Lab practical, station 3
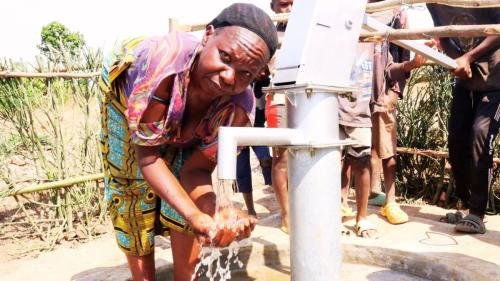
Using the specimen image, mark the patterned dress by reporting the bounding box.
[99,32,254,256]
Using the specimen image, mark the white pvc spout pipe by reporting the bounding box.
[217,127,305,180]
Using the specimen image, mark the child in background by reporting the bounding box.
[368,4,427,224]
[340,40,426,235]
[427,4,500,234]
[339,43,378,238]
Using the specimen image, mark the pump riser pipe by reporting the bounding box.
[287,89,342,281]
[289,147,342,280]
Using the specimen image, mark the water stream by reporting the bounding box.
[191,179,245,281]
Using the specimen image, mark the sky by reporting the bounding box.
[1,0,273,62]
[0,0,433,63]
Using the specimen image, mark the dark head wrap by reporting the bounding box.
[208,3,278,58]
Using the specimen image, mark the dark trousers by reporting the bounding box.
[448,84,500,215]
[236,108,272,193]
[236,146,272,193]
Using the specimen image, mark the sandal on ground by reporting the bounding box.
[368,192,386,207]
[341,205,356,218]
[439,210,465,224]
[455,214,486,234]
[380,202,409,224]
[355,219,378,239]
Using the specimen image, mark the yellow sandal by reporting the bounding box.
[341,205,356,218]
[380,202,409,224]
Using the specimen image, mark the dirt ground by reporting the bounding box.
[2,177,500,281]
[2,147,500,280]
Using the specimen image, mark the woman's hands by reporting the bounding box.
[188,207,257,247]
[212,207,257,247]
[186,211,218,245]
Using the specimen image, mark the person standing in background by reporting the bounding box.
[368,2,410,208]
[339,42,378,238]
[368,3,426,225]
[265,0,294,234]
[427,4,500,234]
[236,76,273,217]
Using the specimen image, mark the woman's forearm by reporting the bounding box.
[179,149,217,216]
[136,146,202,222]
[180,167,216,215]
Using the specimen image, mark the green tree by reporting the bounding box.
[38,21,85,61]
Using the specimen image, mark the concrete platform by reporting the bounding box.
[1,179,499,281]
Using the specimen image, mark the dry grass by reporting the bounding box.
[0,47,107,259]
[396,65,500,212]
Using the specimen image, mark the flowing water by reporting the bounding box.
[191,179,246,281]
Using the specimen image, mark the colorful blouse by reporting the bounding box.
[99,32,255,179]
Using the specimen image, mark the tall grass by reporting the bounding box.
[396,65,453,201]
[396,65,499,212]
[0,47,105,257]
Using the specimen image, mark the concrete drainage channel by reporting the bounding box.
[145,238,498,281]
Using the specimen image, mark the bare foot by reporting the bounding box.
[281,215,290,233]
[281,215,290,234]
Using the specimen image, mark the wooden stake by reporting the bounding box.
[361,24,500,41]
[366,0,500,13]
[6,173,104,196]
[0,71,100,79]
